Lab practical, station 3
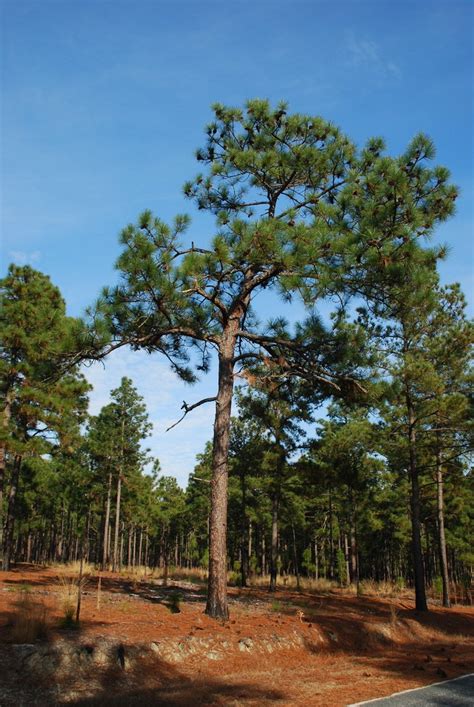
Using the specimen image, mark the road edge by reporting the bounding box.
[348,672,474,706]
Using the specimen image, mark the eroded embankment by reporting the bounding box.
[3,615,472,706]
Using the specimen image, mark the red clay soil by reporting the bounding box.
[0,564,473,706]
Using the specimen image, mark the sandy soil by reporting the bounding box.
[0,564,473,706]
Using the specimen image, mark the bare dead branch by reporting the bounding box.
[166,396,218,432]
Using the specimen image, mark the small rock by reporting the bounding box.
[205,651,221,660]
[238,637,254,652]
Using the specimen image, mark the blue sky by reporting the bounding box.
[1,0,473,485]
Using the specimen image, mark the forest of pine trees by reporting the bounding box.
[1,101,472,617]
[1,262,472,611]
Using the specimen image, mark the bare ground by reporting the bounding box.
[0,564,472,706]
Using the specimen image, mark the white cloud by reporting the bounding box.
[8,249,41,265]
[83,347,217,487]
[345,33,401,80]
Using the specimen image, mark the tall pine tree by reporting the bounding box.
[86,101,457,618]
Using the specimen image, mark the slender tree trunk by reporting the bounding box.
[344,534,350,587]
[76,538,84,624]
[240,473,248,588]
[205,328,237,619]
[3,454,21,571]
[132,525,137,567]
[163,533,169,586]
[112,473,122,572]
[145,529,149,571]
[26,531,32,563]
[102,471,112,571]
[0,391,12,569]
[269,444,285,593]
[291,522,301,591]
[57,505,66,562]
[119,521,124,570]
[350,492,360,593]
[328,488,335,580]
[127,525,132,568]
[85,508,91,563]
[406,396,428,611]
[248,519,252,575]
[436,442,451,608]
[138,528,143,568]
[113,417,125,573]
[269,493,279,592]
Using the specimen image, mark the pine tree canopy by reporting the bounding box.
[86,99,457,386]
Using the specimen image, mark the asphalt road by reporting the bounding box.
[349,674,474,706]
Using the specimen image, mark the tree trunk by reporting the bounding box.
[269,493,279,592]
[138,528,143,568]
[205,330,236,619]
[57,505,66,562]
[112,472,122,573]
[436,443,451,608]
[102,471,112,571]
[3,454,21,571]
[26,531,32,563]
[119,521,124,570]
[239,472,248,588]
[144,530,149,572]
[127,525,132,568]
[248,519,252,574]
[292,523,301,591]
[407,396,428,611]
[0,390,12,569]
[113,416,125,573]
[328,487,335,580]
[350,492,360,593]
[344,533,350,587]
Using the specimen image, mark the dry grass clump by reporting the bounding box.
[302,577,338,593]
[153,566,208,585]
[53,560,94,576]
[9,590,49,642]
[56,574,87,627]
[358,579,409,598]
[250,574,337,593]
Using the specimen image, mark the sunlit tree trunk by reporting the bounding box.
[206,321,239,619]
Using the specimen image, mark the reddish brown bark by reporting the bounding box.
[205,318,240,619]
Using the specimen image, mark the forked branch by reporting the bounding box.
[166,396,218,432]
